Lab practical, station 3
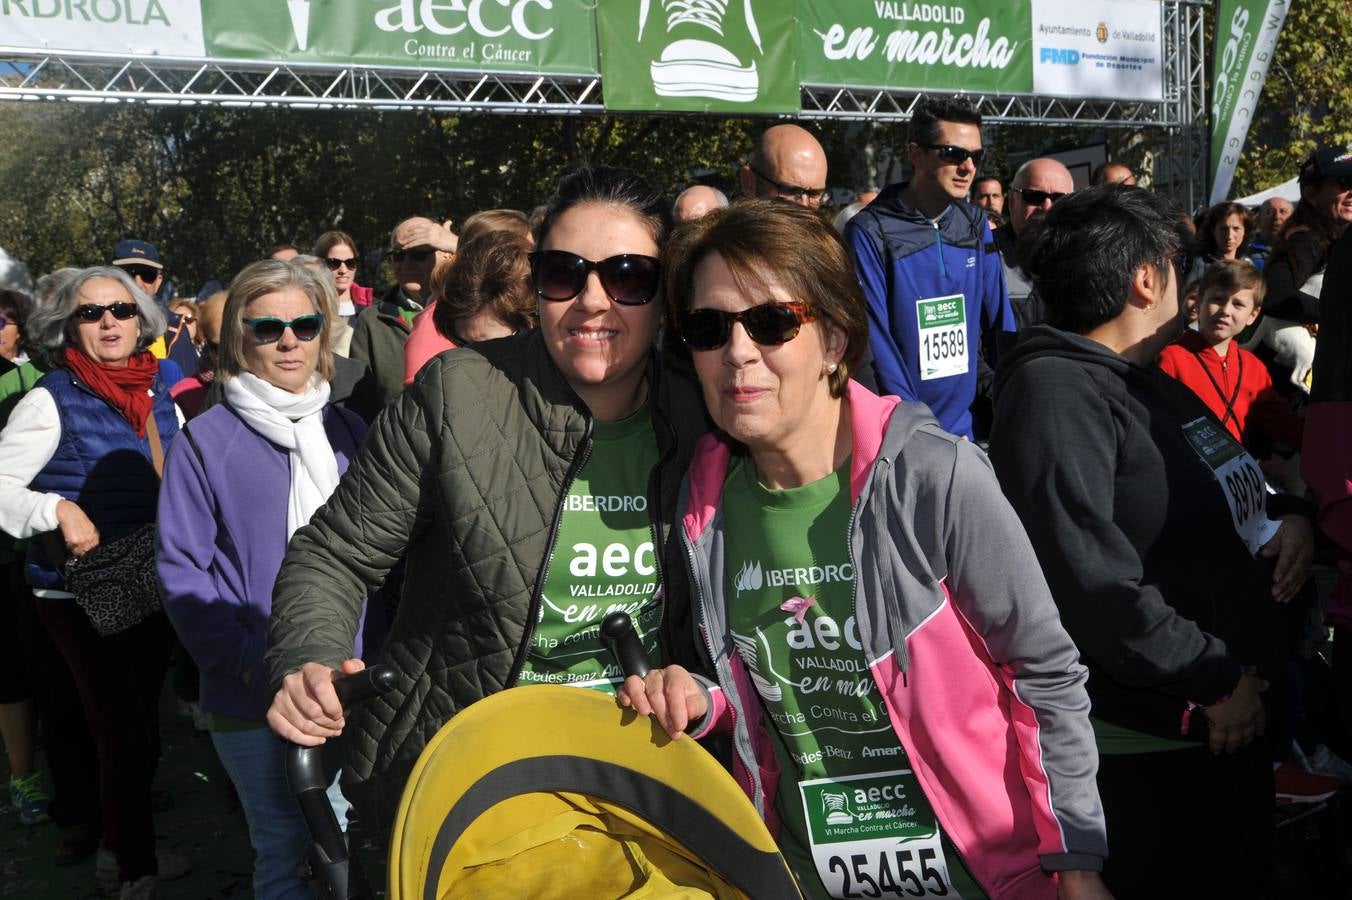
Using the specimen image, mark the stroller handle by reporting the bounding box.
[601,612,652,679]
[285,663,396,900]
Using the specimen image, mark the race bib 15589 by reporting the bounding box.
[916,295,968,381]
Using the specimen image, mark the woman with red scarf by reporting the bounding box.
[0,266,188,900]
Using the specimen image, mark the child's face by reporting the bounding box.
[1199,286,1259,344]
[1183,289,1201,323]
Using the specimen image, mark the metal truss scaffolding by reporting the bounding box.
[0,1,1211,204]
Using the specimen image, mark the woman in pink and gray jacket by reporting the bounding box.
[620,201,1109,900]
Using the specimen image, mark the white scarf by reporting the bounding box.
[223,372,339,539]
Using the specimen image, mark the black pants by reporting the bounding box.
[2,566,101,830]
[1097,740,1274,899]
[35,600,172,882]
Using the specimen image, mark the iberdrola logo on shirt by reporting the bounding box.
[734,558,854,599]
[735,560,764,597]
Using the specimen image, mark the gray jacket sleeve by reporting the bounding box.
[265,380,437,691]
[942,439,1107,871]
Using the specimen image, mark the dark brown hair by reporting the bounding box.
[663,200,868,397]
[312,230,358,261]
[1196,202,1253,258]
[0,289,35,357]
[432,231,535,341]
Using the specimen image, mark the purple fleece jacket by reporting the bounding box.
[156,401,367,722]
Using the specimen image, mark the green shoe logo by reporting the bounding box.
[638,0,764,102]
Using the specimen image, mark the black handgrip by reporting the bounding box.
[333,665,398,708]
[284,664,396,900]
[601,612,651,680]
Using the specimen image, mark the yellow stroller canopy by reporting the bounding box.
[388,684,801,899]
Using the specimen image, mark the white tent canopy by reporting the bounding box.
[1235,177,1301,208]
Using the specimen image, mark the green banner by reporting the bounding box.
[202,0,598,75]
[1208,0,1288,202]
[595,0,800,113]
[797,0,1032,93]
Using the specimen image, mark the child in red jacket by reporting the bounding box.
[1159,260,1303,449]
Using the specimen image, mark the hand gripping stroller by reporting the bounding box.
[285,665,397,900]
[290,615,802,898]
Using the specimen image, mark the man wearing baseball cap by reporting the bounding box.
[111,239,165,301]
[1263,148,1352,327]
[111,239,195,379]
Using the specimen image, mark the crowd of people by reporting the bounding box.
[1,97,1351,899]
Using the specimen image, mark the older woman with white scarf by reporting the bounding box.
[155,260,367,900]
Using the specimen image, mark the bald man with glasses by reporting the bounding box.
[738,125,831,209]
[995,157,1075,331]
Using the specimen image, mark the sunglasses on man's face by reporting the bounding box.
[243,314,325,344]
[118,265,161,283]
[75,302,139,323]
[1013,187,1069,206]
[325,257,358,271]
[678,302,818,351]
[387,248,433,263]
[922,144,985,167]
[531,250,661,306]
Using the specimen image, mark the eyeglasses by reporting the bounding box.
[678,302,818,351]
[118,264,161,283]
[921,144,985,167]
[531,250,661,306]
[75,302,139,323]
[747,163,830,207]
[242,314,325,344]
[0,315,7,329]
[1012,187,1069,206]
[325,257,358,271]
[387,248,433,263]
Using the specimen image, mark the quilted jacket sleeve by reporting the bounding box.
[266,379,437,691]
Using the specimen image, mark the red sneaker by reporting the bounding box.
[1274,761,1340,804]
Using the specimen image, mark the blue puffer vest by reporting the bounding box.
[25,366,179,590]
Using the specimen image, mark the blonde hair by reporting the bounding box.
[217,260,336,383]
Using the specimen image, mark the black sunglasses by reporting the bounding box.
[747,163,830,207]
[243,314,325,344]
[531,250,661,306]
[922,144,985,167]
[118,264,161,283]
[75,302,139,323]
[679,302,818,351]
[388,248,433,263]
[325,257,357,271]
[1012,187,1069,206]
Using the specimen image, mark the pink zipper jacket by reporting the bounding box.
[682,382,1107,898]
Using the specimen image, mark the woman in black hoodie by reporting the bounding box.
[987,185,1314,899]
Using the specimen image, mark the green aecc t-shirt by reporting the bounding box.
[723,455,985,899]
[517,403,662,693]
